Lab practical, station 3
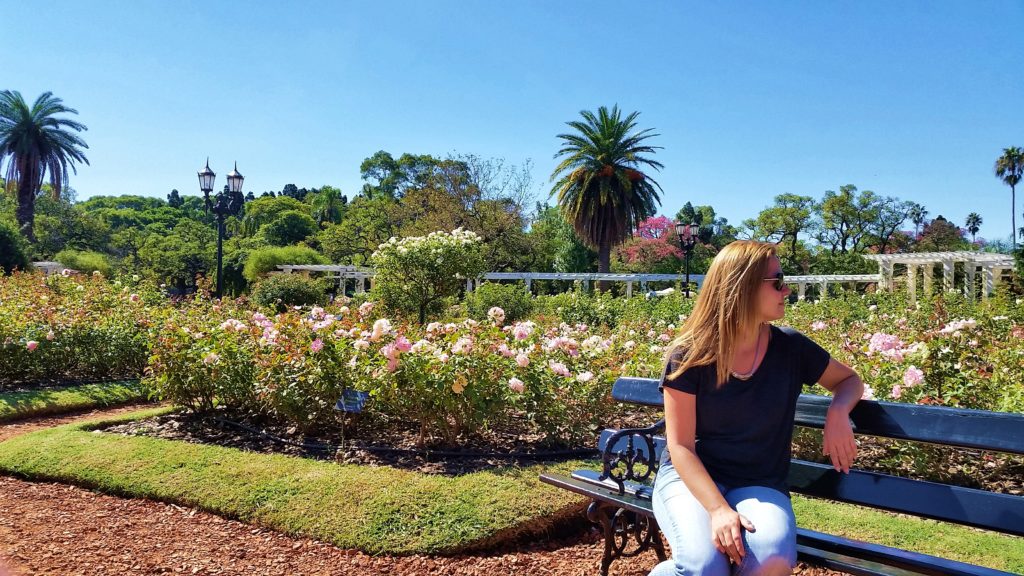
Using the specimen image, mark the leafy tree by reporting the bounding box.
[240,195,308,236]
[167,189,184,208]
[318,195,397,265]
[550,105,662,289]
[994,147,1023,249]
[965,212,983,244]
[0,219,30,273]
[915,215,969,252]
[742,193,815,268]
[359,151,441,199]
[0,91,89,241]
[242,245,328,282]
[814,185,879,254]
[613,215,682,274]
[865,196,911,254]
[137,219,215,292]
[261,210,317,246]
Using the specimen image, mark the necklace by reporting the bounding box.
[730,324,764,380]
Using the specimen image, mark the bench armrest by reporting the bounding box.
[600,419,665,495]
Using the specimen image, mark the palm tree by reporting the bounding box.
[0,91,89,242]
[965,212,982,245]
[995,147,1023,250]
[309,185,346,226]
[550,105,662,290]
[907,202,928,238]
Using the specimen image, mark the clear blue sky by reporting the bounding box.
[4,1,1022,243]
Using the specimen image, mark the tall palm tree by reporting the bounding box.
[995,147,1023,250]
[907,202,928,238]
[965,212,982,245]
[0,91,89,242]
[550,105,662,290]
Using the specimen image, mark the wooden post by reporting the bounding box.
[942,259,954,292]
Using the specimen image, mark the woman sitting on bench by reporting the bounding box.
[652,240,864,576]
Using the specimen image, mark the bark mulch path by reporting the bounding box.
[0,407,848,576]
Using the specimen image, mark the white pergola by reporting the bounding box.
[862,252,1016,302]
[277,264,375,293]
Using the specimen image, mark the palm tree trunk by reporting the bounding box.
[597,240,611,292]
[1013,185,1017,251]
[15,181,37,243]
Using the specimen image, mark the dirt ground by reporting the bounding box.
[0,407,848,576]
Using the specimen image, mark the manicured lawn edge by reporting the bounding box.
[0,409,586,555]
[0,380,149,422]
[1,408,1018,569]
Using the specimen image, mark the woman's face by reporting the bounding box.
[757,256,791,322]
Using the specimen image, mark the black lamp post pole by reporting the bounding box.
[198,160,245,298]
[675,221,699,298]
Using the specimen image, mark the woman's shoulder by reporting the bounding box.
[772,325,816,348]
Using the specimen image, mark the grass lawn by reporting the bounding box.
[0,407,1020,568]
[0,407,585,555]
[0,380,147,422]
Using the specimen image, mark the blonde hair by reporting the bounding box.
[667,240,778,386]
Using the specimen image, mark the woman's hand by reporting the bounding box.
[823,406,857,473]
[710,506,756,565]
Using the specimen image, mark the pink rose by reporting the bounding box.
[508,377,525,393]
[903,366,924,387]
[26,341,38,352]
[515,353,530,368]
[310,339,324,353]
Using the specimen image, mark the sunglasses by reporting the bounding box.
[763,272,787,292]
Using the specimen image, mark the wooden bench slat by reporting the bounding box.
[538,472,655,517]
[613,378,1024,455]
[597,429,1023,535]
[796,395,1024,455]
[796,529,1018,576]
[789,460,1024,536]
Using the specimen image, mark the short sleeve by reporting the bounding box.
[660,347,698,394]
[795,330,831,385]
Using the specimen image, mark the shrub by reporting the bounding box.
[242,245,327,283]
[0,221,30,274]
[251,274,327,312]
[465,282,533,324]
[55,249,114,277]
[370,228,486,324]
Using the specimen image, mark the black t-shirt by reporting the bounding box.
[660,325,831,494]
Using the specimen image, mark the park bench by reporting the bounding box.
[539,376,1024,576]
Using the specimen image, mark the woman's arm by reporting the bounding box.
[816,359,864,474]
[664,387,754,565]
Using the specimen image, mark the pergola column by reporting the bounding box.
[907,264,918,304]
[942,258,954,292]
[797,283,807,301]
[880,260,894,291]
[983,266,994,300]
[965,265,976,300]
[819,280,828,300]
[626,281,632,298]
[922,263,934,296]
[524,278,532,293]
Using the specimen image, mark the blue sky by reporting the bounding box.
[4,1,1022,243]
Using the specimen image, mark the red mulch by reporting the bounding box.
[0,408,849,576]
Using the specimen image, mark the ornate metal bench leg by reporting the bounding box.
[587,500,616,576]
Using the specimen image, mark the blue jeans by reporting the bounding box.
[650,463,797,576]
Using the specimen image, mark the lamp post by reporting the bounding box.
[198,159,245,298]
[675,220,699,298]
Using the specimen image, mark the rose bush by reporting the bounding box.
[0,271,162,386]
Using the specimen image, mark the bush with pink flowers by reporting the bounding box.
[0,271,163,386]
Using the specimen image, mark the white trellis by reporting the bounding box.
[477,272,705,297]
[861,252,1016,303]
[277,264,375,293]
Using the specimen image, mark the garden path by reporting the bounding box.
[0,407,847,576]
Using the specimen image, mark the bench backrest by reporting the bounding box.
[609,377,1024,537]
